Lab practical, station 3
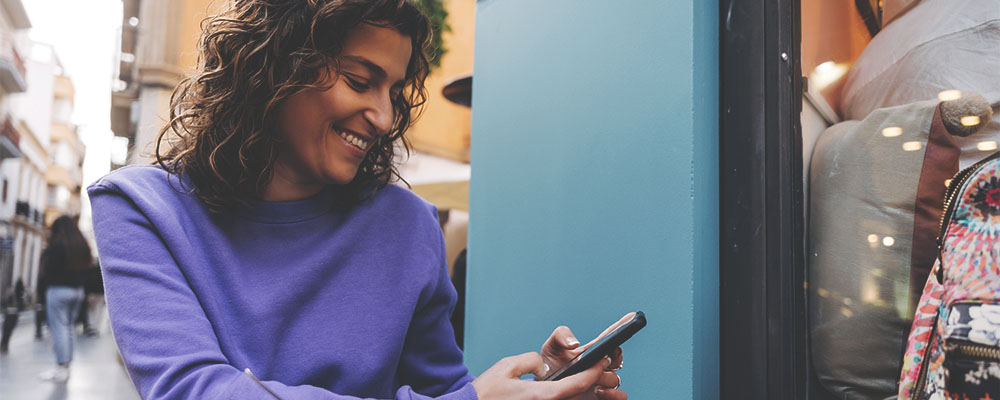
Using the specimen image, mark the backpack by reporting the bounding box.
[898,150,1000,399]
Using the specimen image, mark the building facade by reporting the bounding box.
[45,74,84,227]
[110,0,215,165]
[0,0,29,305]
[3,42,68,301]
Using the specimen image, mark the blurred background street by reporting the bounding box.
[0,311,138,399]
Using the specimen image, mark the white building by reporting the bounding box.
[0,0,30,303]
[45,74,83,227]
[3,42,62,300]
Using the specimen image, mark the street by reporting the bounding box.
[0,311,139,400]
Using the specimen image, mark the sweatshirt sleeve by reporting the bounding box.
[396,208,476,396]
[88,182,478,400]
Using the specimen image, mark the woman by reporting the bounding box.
[38,215,92,382]
[89,1,627,398]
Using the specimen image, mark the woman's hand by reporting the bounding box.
[471,352,611,400]
[538,313,634,400]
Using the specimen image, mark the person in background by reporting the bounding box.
[88,1,627,399]
[1,278,25,353]
[37,216,93,382]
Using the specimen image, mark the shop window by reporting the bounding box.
[802,1,1000,398]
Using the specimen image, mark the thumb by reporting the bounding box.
[502,352,550,379]
[542,325,581,357]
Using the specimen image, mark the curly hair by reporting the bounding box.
[155,0,431,212]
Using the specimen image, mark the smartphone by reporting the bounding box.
[542,311,646,381]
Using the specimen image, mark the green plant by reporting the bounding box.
[411,0,450,69]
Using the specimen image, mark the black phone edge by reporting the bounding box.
[544,311,647,381]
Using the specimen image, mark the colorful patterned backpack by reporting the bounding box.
[898,150,1000,399]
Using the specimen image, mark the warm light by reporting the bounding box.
[938,90,962,101]
[867,234,878,243]
[979,141,998,151]
[841,307,854,318]
[843,298,854,306]
[815,61,835,73]
[883,236,895,246]
[809,61,851,91]
[871,268,884,277]
[962,116,982,126]
[902,141,922,151]
[817,288,830,298]
[882,126,903,137]
[945,179,953,188]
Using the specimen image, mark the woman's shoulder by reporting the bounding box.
[87,165,201,213]
[366,184,438,220]
[88,164,174,192]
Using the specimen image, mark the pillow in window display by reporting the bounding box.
[808,97,996,399]
[840,0,1000,126]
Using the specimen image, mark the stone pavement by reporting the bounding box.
[0,309,140,400]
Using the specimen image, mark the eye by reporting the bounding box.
[342,73,371,91]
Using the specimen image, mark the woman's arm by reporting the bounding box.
[396,220,474,395]
[89,183,478,400]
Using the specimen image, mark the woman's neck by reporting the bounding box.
[261,162,325,202]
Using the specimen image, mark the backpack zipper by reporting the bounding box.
[945,341,1000,361]
[935,151,1000,250]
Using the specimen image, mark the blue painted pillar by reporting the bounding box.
[464,0,719,398]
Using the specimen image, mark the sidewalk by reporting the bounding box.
[0,310,139,399]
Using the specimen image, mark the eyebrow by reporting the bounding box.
[341,56,387,80]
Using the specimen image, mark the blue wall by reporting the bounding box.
[465,0,719,398]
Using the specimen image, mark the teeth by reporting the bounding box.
[337,129,367,150]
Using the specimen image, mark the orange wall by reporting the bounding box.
[406,0,475,162]
[801,0,871,114]
[178,0,220,74]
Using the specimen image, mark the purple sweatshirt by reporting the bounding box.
[88,166,477,400]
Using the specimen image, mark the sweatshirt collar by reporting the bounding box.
[237,185,340,223]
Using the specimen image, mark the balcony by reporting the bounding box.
[0,115,21,160]
[0,36,27,94]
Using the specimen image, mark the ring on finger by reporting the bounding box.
[613,374,621,390]
[609,359,623,372]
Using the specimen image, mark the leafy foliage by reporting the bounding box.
[411,0,451,70]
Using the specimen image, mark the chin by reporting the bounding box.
[324,168,361,185]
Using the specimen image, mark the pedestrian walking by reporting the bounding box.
[1,279,25,353]
[88,1,628,399]
[37,216,93,382]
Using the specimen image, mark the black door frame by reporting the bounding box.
[719,0,806,398]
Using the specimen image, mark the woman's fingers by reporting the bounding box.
[596,370,621,388]
[501,352,549,379]
[541,355,611,399]
[608,347,623,370]
[542,325,581,354]
[595,386,628,400]
[594,371,627,400]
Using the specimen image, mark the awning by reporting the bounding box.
[410,180,468,212]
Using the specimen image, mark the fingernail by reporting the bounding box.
[566,337,579,347]
[544,363,550,373]
[604,356,612,366]
[594,387,602,394]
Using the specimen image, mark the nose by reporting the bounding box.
[364,91,394,136]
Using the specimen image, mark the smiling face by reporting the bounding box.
[267,23,413,201]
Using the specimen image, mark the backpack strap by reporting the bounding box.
[909,104,960,307]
